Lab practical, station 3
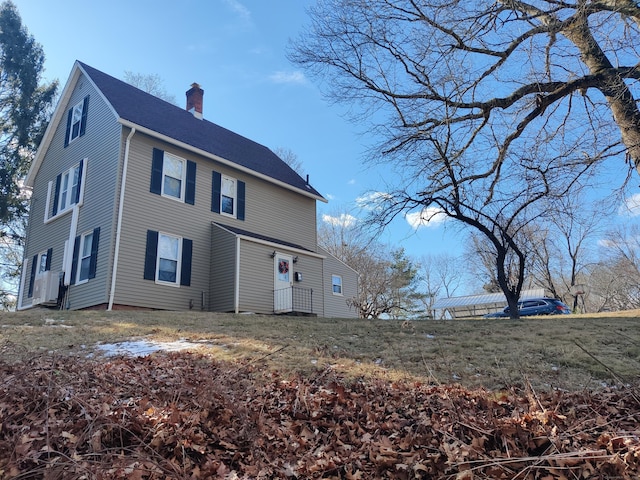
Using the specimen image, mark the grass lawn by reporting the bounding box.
[1,309,638,392]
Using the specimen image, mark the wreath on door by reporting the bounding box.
[278,260,289,274]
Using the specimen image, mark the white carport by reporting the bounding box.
[431,289,546,319]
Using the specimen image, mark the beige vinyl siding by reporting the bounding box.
[22,74,121,309]
[319,246,359,318]
[112,135,211,310]
[210,225,236,312]
[237,241,276,314]
[112,131,320,311]
[241,179,317,251]
[298,254,324,316]
[236,242,324,315]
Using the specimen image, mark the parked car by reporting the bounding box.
[484,298,571,318]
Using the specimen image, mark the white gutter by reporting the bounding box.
[108,128,136,310]
[234,236,241,314]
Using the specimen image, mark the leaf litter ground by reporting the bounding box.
[1,349,639,479]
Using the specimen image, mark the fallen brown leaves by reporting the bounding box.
[0,352,638,479]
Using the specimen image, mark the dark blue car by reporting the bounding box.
[484,297,571,318]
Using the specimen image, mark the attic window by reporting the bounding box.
[65,96,89,147]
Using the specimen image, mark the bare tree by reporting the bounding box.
[290,0,632,317]
[417,253,464,314]
[589,223,640,311]
[527,196,603,311]
[319,210,423,318]
[273,147,305,176]
[123,71,177,104]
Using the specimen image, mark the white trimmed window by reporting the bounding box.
[157,233,181,285]
[162,153,186,200]
[65,96,89,146]
[49,160,85,220]
[332,275,343,295]
[221,175,236,216]
[76,231,94,283]
[69,102,84,142]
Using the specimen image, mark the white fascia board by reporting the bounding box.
[119,119,327,203]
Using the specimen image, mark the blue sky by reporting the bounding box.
[14,0,458,262]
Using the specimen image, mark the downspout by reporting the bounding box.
[234,236,240,314]
[108,128,135,310]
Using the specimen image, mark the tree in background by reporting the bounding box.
[273,147,305,177]
[589,223,640,312]
[123,71,176,105]
[290,0,636,318]
[527,195,603,311]
[0,1,57,309]
[318,210,423,318]
[417,253,464,315]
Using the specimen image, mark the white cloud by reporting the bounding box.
[348,179,356,185]
[223,0,251,22]
[269,71,306,84]
[619,193,640,216]
[325,193,335,200]
[322,213,357,228]
[355,191,393,211]
[405,207,447,229]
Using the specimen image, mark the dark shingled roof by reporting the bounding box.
[78,61,323,199]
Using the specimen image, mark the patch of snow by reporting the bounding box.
[95,339,212,357]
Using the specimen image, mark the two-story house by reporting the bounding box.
[18,61,358,318]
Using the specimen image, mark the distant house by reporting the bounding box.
[18,61,358,317]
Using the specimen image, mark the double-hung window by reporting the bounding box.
[144,230,192,287]
[221,175,236,215]
[158,233,180,283]
[150,148,196,204]
[64,96,89,147]
[49,159,85,219]
[70,227,100,285]
[211,171,245,220]
[27,248,52,298]
[162,153,185,200]
[58,164,80,213]
[332,275,343,295]
[77,231,94,283]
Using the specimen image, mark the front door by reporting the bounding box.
[274,252,293,313]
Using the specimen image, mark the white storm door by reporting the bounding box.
[274,253,293,312]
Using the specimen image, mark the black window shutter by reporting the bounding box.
[88,227,100,279]
[211,171,221,213]
[180,238,192,286]
[52,174,61,216]
[79,96,89,137]
[70,236,80,284]
[28,254,37,297]
[64,108,72,147]
[150,149,164,195]
[237,180,246,221]
[75,159,84,204]
[45,248,52,271]
[144,230,159,280]
[185,160,196,205]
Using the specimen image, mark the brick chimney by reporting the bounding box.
[186,82,204,119]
